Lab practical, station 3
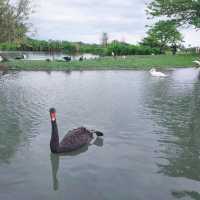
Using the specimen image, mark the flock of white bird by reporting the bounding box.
[150,58,200,77]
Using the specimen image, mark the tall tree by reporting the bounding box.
[0,0,32,43]
[148,0,200,28]
[140,35,160,49]
[144,20,183,54]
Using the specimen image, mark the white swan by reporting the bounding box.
[150,68,167,77]
[193,60,200,66]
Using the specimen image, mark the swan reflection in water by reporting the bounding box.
[172,190,200,200]
[50,137,104,190]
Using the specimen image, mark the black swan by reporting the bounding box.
[49,108,103,153]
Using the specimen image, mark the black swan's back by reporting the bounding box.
[59,127,93,152]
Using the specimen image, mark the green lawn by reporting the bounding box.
[3,54,199,71]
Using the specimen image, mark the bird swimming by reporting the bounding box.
[49,108,103,154]
[150,68,167,77]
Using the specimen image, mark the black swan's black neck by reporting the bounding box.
[50,121,60,153]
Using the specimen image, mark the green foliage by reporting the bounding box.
[148,0,200,28]
[79,43,106,55]
[0,42,20,50]
[0,0,32,43]
[62,41,76,54]
[0,38,160,56]
[107,41,129,55]
[143,20,183,54]
[140,35,160,48]
[107,41,160,56]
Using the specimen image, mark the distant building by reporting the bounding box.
[101,32,108,47]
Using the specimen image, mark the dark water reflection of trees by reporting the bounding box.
[172,190,200,200]
[0,73,22,163]
[143,72,200,199]
[0,72,40,164]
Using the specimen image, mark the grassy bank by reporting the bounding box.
[3,54,199,71]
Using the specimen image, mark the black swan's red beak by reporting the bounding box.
[49,108,56,122]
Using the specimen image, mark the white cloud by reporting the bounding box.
[182,29,200,47]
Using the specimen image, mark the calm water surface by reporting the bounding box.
[0,51,99,60]
[0,69,200,200]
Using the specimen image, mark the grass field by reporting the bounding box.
[2,54,199,71]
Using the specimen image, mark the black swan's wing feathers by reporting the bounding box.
[59,127,92,151]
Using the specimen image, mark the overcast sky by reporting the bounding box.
[30,0,200,46]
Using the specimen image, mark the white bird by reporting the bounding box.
[193,60,200,66]
[23,54,27,59]
[0,55,3,62]
[150,68,167,77]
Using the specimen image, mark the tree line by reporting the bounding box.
[0,37,162,55]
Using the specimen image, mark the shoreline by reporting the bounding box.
[1,66,192,72]
[0,54,198,71]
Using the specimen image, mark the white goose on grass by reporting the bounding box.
[150,68,167,77]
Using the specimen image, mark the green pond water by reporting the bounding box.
[0,69,200,200]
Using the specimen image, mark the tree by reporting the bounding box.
[0,0,33,43]
[148,0,200,28]
[140,35,160,49]
[144,20,183,54]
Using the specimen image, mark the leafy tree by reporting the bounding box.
[144,20,183,54]
[140,35,160,49]
[148,0,200,28]
[107,41,130,56]
[106,40,160,56]
[0,0,33,43]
